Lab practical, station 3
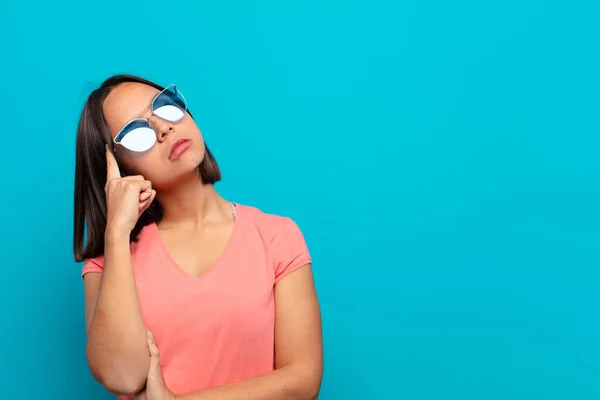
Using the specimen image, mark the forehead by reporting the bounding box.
[103,82,160,134]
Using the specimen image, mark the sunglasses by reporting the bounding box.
[113,84,187,152]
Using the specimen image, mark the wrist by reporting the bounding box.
[104,226,130,244]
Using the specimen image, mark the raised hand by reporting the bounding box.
[105,146,156,234]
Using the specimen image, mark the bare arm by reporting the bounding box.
[175,264,323,400]
[84,231,150,395]
[84,148,156,395]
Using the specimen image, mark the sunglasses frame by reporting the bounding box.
[113,84,188,152]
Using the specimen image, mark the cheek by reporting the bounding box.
[117,135,205,184]
[191,140,206,163]
[119,150,163,178]
[183,117,203,139]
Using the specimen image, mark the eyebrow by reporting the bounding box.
[134,102,153,119]
[115,94,155,134]
[133,91,157,119]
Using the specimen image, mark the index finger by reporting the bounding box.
[106,145,121,180]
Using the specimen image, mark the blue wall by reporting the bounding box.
[0,1,598,398]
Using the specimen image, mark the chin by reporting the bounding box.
[182,151,203,170]
[177,153,204,175]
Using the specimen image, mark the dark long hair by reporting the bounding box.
[73,74,221,262]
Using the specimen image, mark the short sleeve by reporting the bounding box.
[81,256,104,279]
[273,218,312,283]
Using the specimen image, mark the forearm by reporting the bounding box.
[87,230,149,394]
[174,364,320,400]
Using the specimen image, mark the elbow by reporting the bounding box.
[296,384,320,400]
[294,367,322,400]
[302,381,321,400]
[86,344,147,395]
[95,372,146,396]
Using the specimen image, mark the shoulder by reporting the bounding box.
[237,203,311,276]
[82,254,104,277]
[237,203,301,243]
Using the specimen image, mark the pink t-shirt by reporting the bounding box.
[81,203,312,399]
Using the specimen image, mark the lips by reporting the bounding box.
[169,139,192,161]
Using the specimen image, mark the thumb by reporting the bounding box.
[139,190,157,214]
[147,330,160,361]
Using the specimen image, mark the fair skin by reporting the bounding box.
[83,82,323,399]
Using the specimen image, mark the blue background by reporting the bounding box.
[0,0,598,398]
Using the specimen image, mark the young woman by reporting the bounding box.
[73,74,323,400]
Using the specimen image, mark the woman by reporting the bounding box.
[73,74,323,400]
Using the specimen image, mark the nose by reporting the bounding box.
[148,115,174,142]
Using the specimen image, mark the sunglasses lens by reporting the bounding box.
[115,120,156,152]
[153,85,187,122]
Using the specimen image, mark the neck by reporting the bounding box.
[156,172,229,228]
